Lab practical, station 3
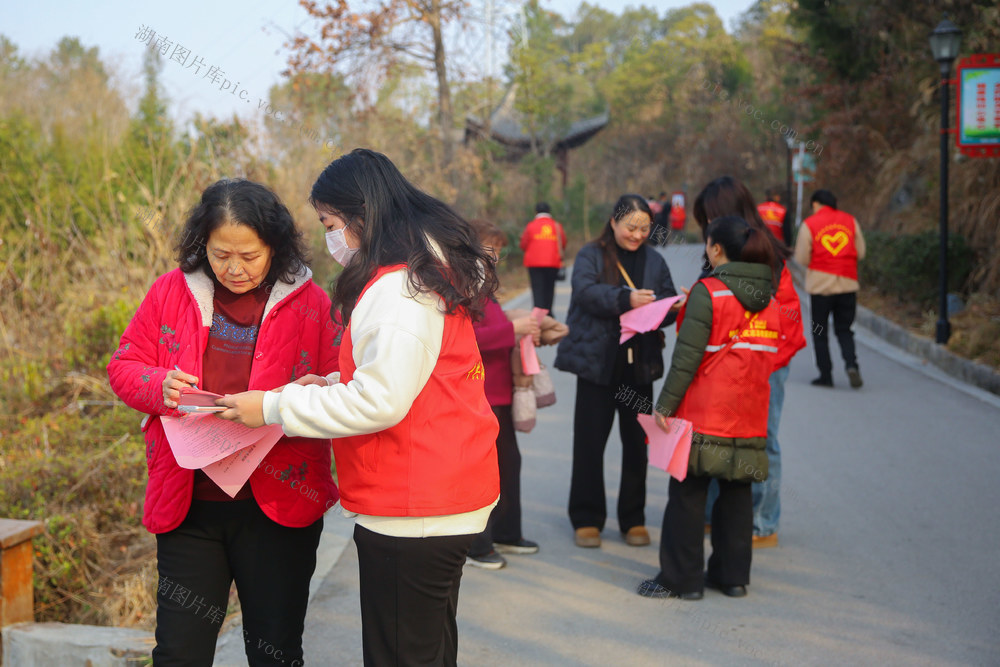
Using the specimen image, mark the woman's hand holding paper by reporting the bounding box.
[670,286,690,311]
[215,390,267,428]
[654,410,671,433]
[511,316,541,346]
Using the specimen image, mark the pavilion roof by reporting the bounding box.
[465,84,609,151]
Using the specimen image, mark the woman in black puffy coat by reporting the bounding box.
[554,194,680,549]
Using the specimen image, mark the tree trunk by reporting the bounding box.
[429,0,454,166]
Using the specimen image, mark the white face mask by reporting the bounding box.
[325,228,359,267]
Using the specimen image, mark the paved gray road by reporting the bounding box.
[297,244,1000,666]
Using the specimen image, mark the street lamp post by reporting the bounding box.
[929,16,962,345]
[784,136,794,221]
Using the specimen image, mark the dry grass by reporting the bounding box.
[860,287,1000,371]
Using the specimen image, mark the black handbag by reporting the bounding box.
[632,330,666,385]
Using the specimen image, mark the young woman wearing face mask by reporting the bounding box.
[216,149,501,666]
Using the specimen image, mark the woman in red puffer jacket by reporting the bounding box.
[107,179,341,666]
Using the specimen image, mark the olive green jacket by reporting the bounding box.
[654,261,774,482]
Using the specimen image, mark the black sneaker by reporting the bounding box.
[465,551,507,570]
[493,539,539,555]
[811,376,833,387]
[705,577,748,597]
[637,579,703,600]
[847,367,863,389]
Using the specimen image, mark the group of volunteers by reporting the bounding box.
[108,145,865,665]
[522,177,863,601]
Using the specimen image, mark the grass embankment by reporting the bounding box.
[859,289,1000,370]
[857,230,1000,372]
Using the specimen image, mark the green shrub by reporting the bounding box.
[859,230,973,306]
[64,297,140,372]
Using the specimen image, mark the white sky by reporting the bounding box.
[1,0,757,127]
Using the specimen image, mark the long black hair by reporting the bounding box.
[592,194,654,284]
[706,216,776,270]
[310,148,498,323]
[176,179,308,284]
[692,176,788,286]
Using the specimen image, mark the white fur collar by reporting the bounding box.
[182,266,314,327]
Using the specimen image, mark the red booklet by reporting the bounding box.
[178,387,226,413]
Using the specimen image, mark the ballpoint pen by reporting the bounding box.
[175,365,199,390]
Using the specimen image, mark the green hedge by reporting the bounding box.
[859,230,973,306]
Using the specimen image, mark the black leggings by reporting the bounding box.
[153,499,322,667]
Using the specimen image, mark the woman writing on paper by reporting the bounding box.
[107,180,341,665]
[637,215,780,601]
[554,194,679,549]
[216,149,500,666]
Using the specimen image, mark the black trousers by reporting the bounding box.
[470,405,523,556]
[569,377,651,533]
[656,475,752,595]
[153,499,322,667]
[810,292,859,377]
[354,524,475,667]
[528,267,559,312]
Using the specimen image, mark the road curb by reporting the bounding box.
[854,304,1000,396]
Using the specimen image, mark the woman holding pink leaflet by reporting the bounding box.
[108,179,340,666]
[554,194,679,550]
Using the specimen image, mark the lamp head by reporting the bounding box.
[930,15,962,70]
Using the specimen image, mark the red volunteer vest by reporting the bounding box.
[520,215,565,268]
[757,202,786,239]
[771,266,807,370]
[674,268,805,372]
[335,265,500,516]
[675,277,779,439]
[669,206,686,230]
[805,207,858,280]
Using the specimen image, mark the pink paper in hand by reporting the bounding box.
[520,335,540,375]
[201,426,283,497]
[161,414,282,469]
[637,414,692,481]
[177,387,224,408]
[518,307,548,375]
[518,306,549,375]
[620,295,683,344]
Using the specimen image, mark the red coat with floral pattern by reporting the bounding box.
[107,267,342,533]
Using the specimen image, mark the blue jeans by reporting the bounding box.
[752,365,788,536]
[705,365,789,537]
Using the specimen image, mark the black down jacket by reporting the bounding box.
[554,243,677,386]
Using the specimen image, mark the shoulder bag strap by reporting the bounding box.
[616,260,637,290]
